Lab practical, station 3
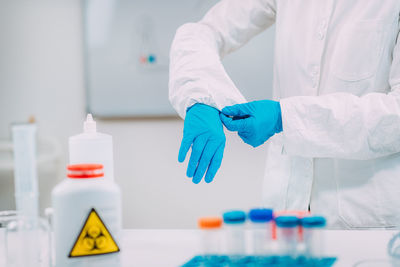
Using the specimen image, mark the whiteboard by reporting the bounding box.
[83,0,275,118]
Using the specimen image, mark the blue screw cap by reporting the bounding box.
[248,208,273,223]
[223,210,246,224]
[275,216,299,228]
[301,216,326,228]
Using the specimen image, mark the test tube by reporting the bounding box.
[223,210,246,255]
[301,216,326,258]
[248,208,273,255]
[198,217,223,255]
[275,216,300,257]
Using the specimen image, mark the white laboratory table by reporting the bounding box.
[119,229,398,267]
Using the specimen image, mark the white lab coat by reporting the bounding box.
[169,0,400,229]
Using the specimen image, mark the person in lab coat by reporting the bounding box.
[169,0,400,229]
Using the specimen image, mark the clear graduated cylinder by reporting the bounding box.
[301,216,326,258]
[248,208,273,255]
[223,211,246,255]
[275,216,300,257]
[12,123,39,220]
[198,217,223,255]
[10,123,51,267]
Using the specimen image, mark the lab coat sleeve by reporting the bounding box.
[281,29,400,160]
[169,0,276,118]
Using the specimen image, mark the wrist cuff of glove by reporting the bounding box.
[276,102,283,133]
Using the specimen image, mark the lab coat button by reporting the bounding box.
[311,66,319,76]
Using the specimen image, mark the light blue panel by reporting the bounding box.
[84,0,275,117]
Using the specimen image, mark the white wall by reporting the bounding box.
[0,0,269,228]
[0,0,86,216]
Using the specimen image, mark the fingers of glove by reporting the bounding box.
[205,144,224,183]
[192,140,220,184]
[186,135,208,178]
[178,132,196,162]
[220,113,247,132]
[221,104,250,117]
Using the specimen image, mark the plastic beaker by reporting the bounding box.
[0,211,18,267]
[5,215,51,267]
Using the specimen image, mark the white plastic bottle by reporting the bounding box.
[52,164,122,267]
[69,114,114,181]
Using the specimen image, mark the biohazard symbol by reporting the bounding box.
[68,208,120,257]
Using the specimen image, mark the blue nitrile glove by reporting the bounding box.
[220,100,282,147]
[178,103,226,184]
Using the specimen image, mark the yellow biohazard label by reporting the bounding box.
[69,208,120,258]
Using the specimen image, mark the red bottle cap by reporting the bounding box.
[67,164,104,179]
[198,217,223,229]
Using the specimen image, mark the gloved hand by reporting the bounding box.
[178,103,226,184]
[220,100,282,147]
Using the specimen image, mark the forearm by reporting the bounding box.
[168,0,276,118]
[168,22,246,118]
[281,90,400,159]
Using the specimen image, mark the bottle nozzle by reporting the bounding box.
[84,114,97,133]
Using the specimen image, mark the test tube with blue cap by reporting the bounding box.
[301,216,326,258]
[248,208,273,255]
[275,216,300,257]
[223,210,247,255]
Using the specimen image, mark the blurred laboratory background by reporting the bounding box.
[0,0,275,229]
